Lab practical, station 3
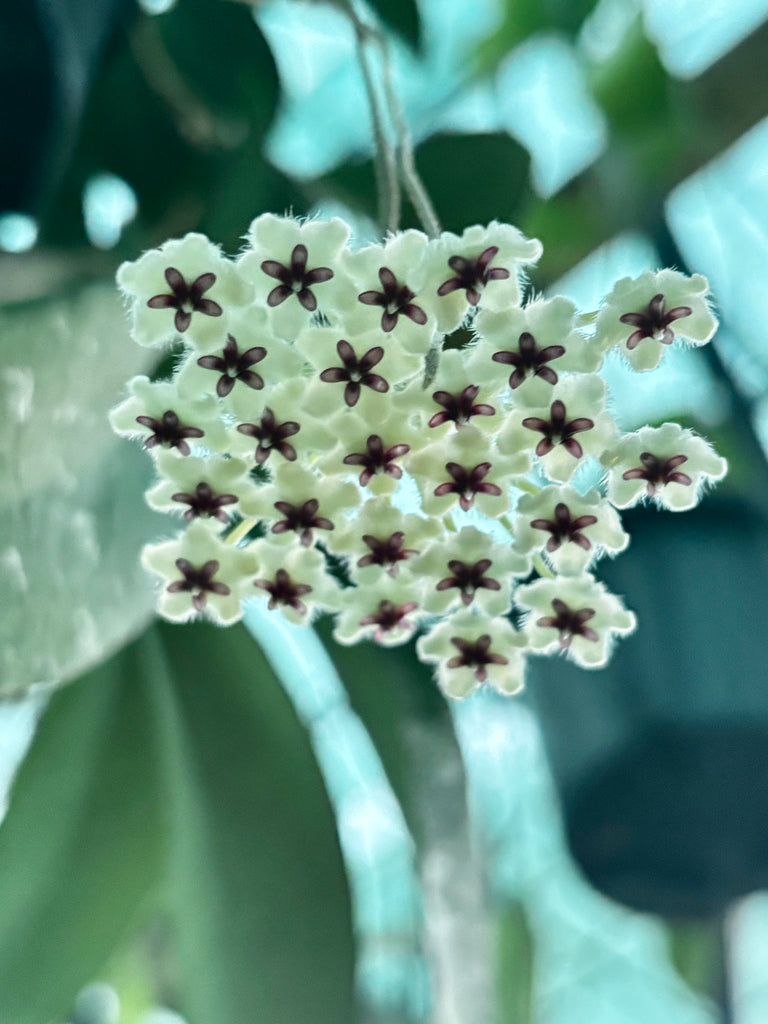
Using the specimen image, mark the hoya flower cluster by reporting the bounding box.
[111,214,726,699]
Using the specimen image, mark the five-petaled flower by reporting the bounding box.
[619,293,692,350]
[343,434,411,487]
[522,400,594,459]
[514,486,628,575]
[417,611,526,698]
[594,269,717,371]
[428,385,495,428]
[622,452,691,494]
[136,410,204,456]
[255,568,313,615]
[319,340,389,407]
[359,267,428,332]
[492,331,564,389]
[604,423,727,511]
[261,243,333,311]
[434,461,502,512]
[447,634,509,682]
[536,598,599,649]
[357,532,420,574]
[147,267,222,333]
[237,407,300,464]
[168,558,230,612]
[141,521,256,624]
[531,502,597,553]
[516,575,636,668]
[436,559,501,606]
[197,334,266,396]
[272,499,334,546]
[438,246,508,306]
[172,482,238,523]
[499,375,614,483]
[359,598,420,642]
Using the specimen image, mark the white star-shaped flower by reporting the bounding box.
[594,269,717,371]
[603,422,727,511]
[417,610,527,698]
[515,574,636,668]
[142,521,257,624]
[117,233,251,348]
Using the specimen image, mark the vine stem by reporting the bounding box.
[400,707,493,1024]
[349,11,401,234]
[376,29,442,239]
[334,0,441,239]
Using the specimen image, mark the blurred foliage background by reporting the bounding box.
[2,0,768,1021]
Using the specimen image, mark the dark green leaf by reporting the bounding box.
[49,0,286,252]
[0,0,133,217]
[368,0,420,50]
[318,132,530,237]
[153,620,356,1024]
[529,498,768,917]
[474,0,598,73]
[414,133,530,234]
[0,632,167,1024]
[0,619,356,1023]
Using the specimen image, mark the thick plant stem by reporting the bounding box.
[242,603,430,1022]
[400,697,493,1024]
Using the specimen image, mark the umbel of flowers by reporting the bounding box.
[110,215,726,699]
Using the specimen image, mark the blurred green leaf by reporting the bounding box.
[0,282,164,696]
[474,0,598,73]
[0,620,356,1023]
[530,497,768,917]
[668,919,723,1001]
[153,619,356,1024]
[318,132,530,237]
[368,0,420,49]
[0,634,167,1024]
[495,901,534,1024]
[415,133,530,234]
[51,0,288,252]
[0,0,133,218]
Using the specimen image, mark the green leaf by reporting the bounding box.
[0,282,163,696]
[474,0,599,73]
[153,620,356,1024]
[368,0,421,49]
[495,901,534,1024]
[0,620,356,1024]
[0,632,167,1024]
[529,497,768,918]
[318,132,530,237]
[414,133,530,234]
[50,0,287,252]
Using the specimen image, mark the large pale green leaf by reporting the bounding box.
[0,620,356,1023]
[0,282,163,696]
